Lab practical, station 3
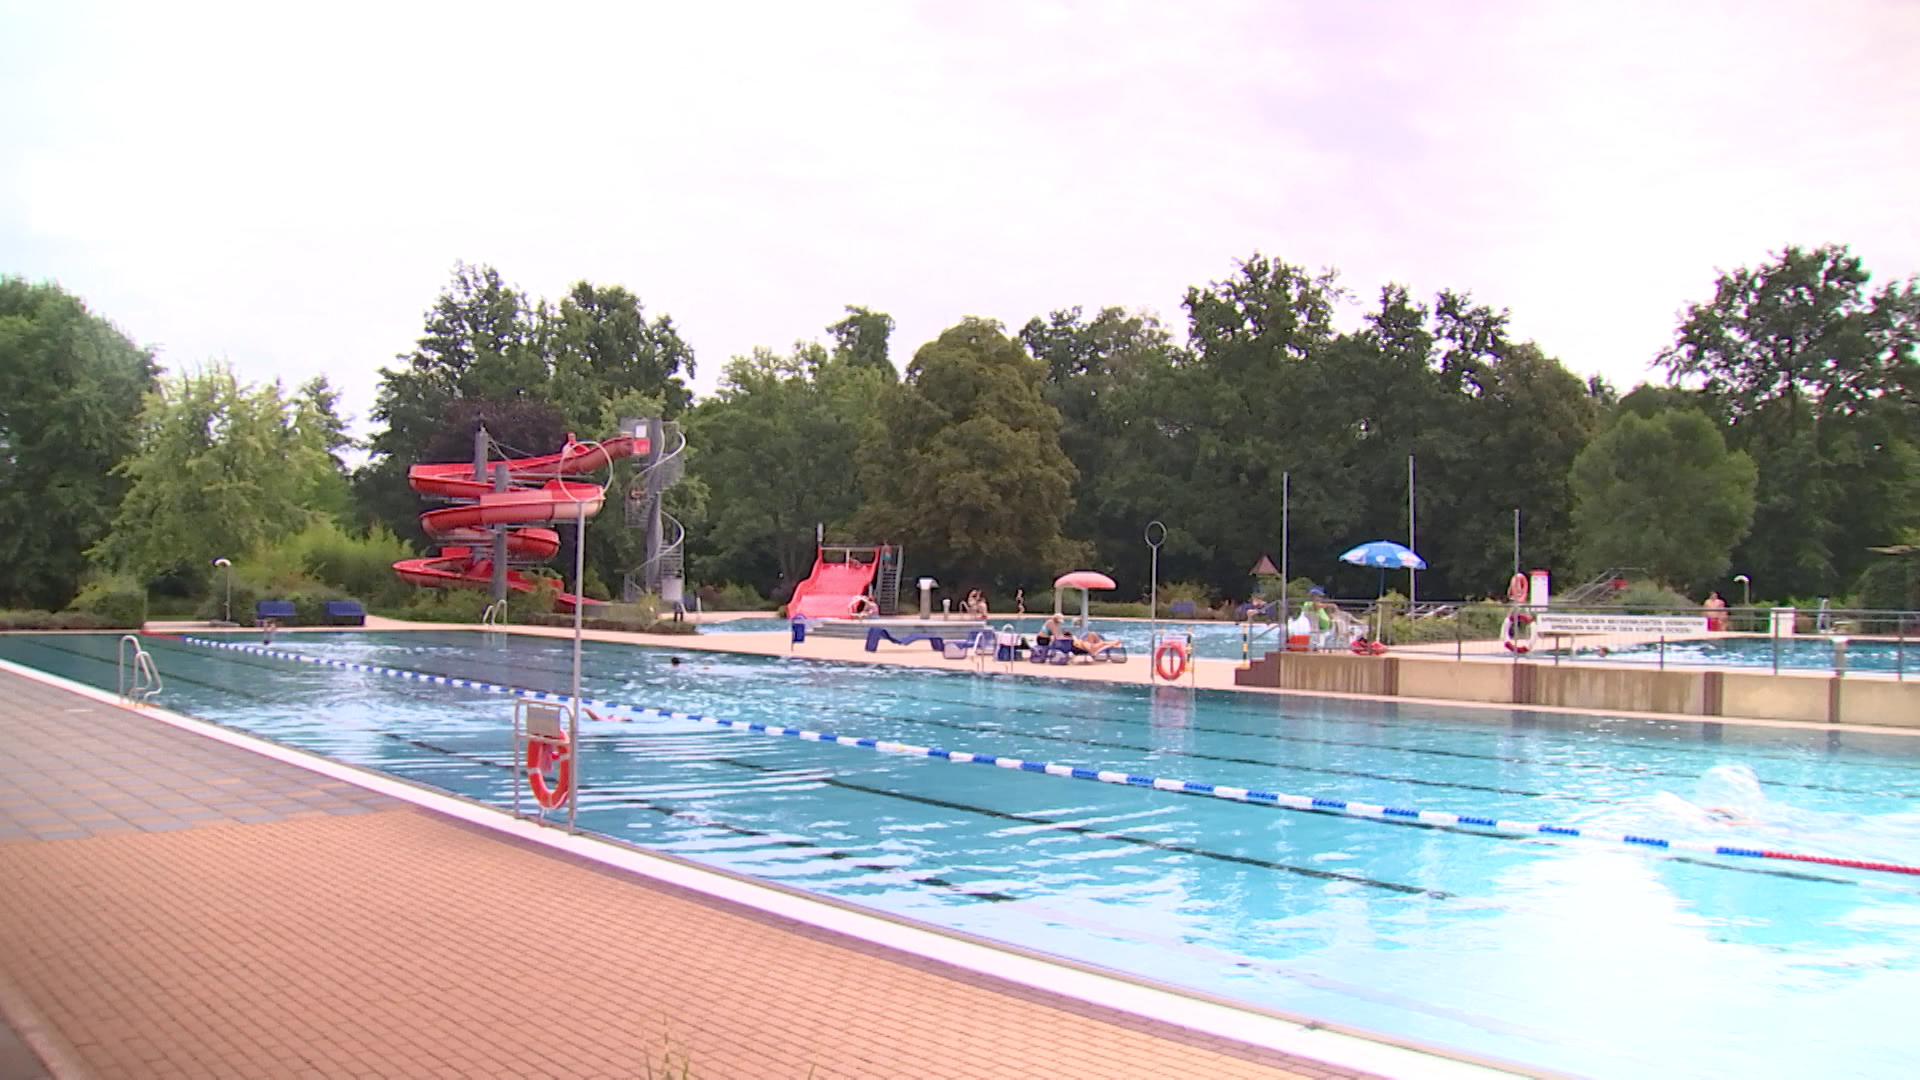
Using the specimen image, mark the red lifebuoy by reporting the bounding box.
[526,739,573,809]
[1507,573,1529,605]
[1154,641,1188,681]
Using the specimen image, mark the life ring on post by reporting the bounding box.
[526,738,573,809]
[1501,610,1534,655]
[1153,640,1189,681]
[1507,573,1530,605]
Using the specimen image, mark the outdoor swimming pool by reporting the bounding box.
[6,630,1919,1080]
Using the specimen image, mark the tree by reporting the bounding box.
[91,365,327,580]
[687,343,888,593]
[827,305,896,380]
[1568,409,1757,591]
[1658,244,1920,597]
[857,319,1083,584]
[1022,306,1177,581]
[547,282,696,428]
[0,278,156,608]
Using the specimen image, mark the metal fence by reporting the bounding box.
[1252,599,1917,679]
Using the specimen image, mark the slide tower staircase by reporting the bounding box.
[622,418,688,603]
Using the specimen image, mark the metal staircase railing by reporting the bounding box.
[875,545,904,616]
[1560,568,1646,606]
[623,421,687,601]
[118,634,162,705]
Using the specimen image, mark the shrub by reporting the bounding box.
[242,521,416,610]
[1606,580,1696,614]
[525,613,700,635]
[197,576,261,625]
[1152,581,1217,618]
[696,582,769,611]
[0,609,118,631]
[1088,601,1152,619]
[68,575,148,628]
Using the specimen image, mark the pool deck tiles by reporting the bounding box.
[0,663,1428,1080]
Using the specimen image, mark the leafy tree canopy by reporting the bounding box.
[0,278,157,608]
[1569,409,1757,591]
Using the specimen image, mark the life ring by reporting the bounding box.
[1507,573,1530,605]
[1153,641,1189,681]
[1500,610,1532,655]
[526,738,573,809]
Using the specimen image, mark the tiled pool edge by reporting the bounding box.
[0,654,1547,1080]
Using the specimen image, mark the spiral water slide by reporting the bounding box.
[392,434,645,611]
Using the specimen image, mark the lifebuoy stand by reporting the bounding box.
[1153,639,1190,683]
[514,700,575,817]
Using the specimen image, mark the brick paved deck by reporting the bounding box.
[0,665,1463,1080]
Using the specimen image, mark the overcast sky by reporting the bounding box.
[5,0,1917,440]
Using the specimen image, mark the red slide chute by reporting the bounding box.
[393,434,646,611]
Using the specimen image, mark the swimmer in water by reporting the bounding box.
[669,656,683,667]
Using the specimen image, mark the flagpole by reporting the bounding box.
[1408,454,1417,607]
[1280,472,1290,629]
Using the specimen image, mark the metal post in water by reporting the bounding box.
[491,462,509,604]
[1146,521,1166,682]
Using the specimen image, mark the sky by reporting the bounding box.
[4,0,1918,444]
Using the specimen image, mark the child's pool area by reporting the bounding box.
[6,629,1920,1080]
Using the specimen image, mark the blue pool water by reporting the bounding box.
[1599,635,1914,676]
[6,630,1920,1080]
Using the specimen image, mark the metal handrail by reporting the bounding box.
[480,599,507,631]
[117,634,162,705]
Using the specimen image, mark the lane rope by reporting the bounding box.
[177,636,1920,878]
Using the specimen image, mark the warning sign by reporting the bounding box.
[1534,614,1709,636]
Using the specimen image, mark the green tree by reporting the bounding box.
[858,319,1083,584]
[1022,306,1177,580]
[1568,409,1758,591]
[0,278,157,609]
[1658,244,1920,598]
[827,305,897,380]
[688,343,888,592]
[91,365,326,581]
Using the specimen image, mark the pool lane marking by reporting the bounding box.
[181,636,1920,879]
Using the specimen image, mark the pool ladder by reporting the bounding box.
[481,599,507,635]
[118,634,162,705]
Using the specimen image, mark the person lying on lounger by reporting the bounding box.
[1074,631,1122,659]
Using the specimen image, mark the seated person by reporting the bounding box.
[848,594,879,618]
[1243,597,1272,618]
[966,590,989,617]
[1036,613,1067,647]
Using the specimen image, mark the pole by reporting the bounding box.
[1279,472,1290,630]
[1513,508,1521,577]
[491,462,510,604]
[1408,454,1417,607]
[1146,521,1166,680]
[569,496,585,834]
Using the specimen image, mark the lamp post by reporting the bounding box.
[1734,574,1751,632]
[212,558,233,625]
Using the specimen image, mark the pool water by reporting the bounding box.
[7,631,1920,1080]
[1598,635,1914,676]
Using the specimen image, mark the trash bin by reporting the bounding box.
[790,617,807,644]
[1770,607,1796,638]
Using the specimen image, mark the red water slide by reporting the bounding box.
[392,434,646,611]
[787,550,881,618]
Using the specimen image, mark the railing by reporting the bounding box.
[117,634,162,704]
[625,421,687,599]
[1265,598,1916,679]
[480,600,507,633]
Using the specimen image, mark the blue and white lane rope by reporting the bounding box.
[176,636,1920,878]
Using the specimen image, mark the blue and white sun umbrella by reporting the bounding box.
[1339,541,1427,570]
[1340,540,1427,605]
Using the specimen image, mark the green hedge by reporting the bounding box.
[525,613,700,635]
[0,609,120,631]
[68,575,148,628]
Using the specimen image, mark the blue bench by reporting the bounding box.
[864,627,946,653]
[256,600,296,623]
[326,600,366,626]
[1170,601,1197,617]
